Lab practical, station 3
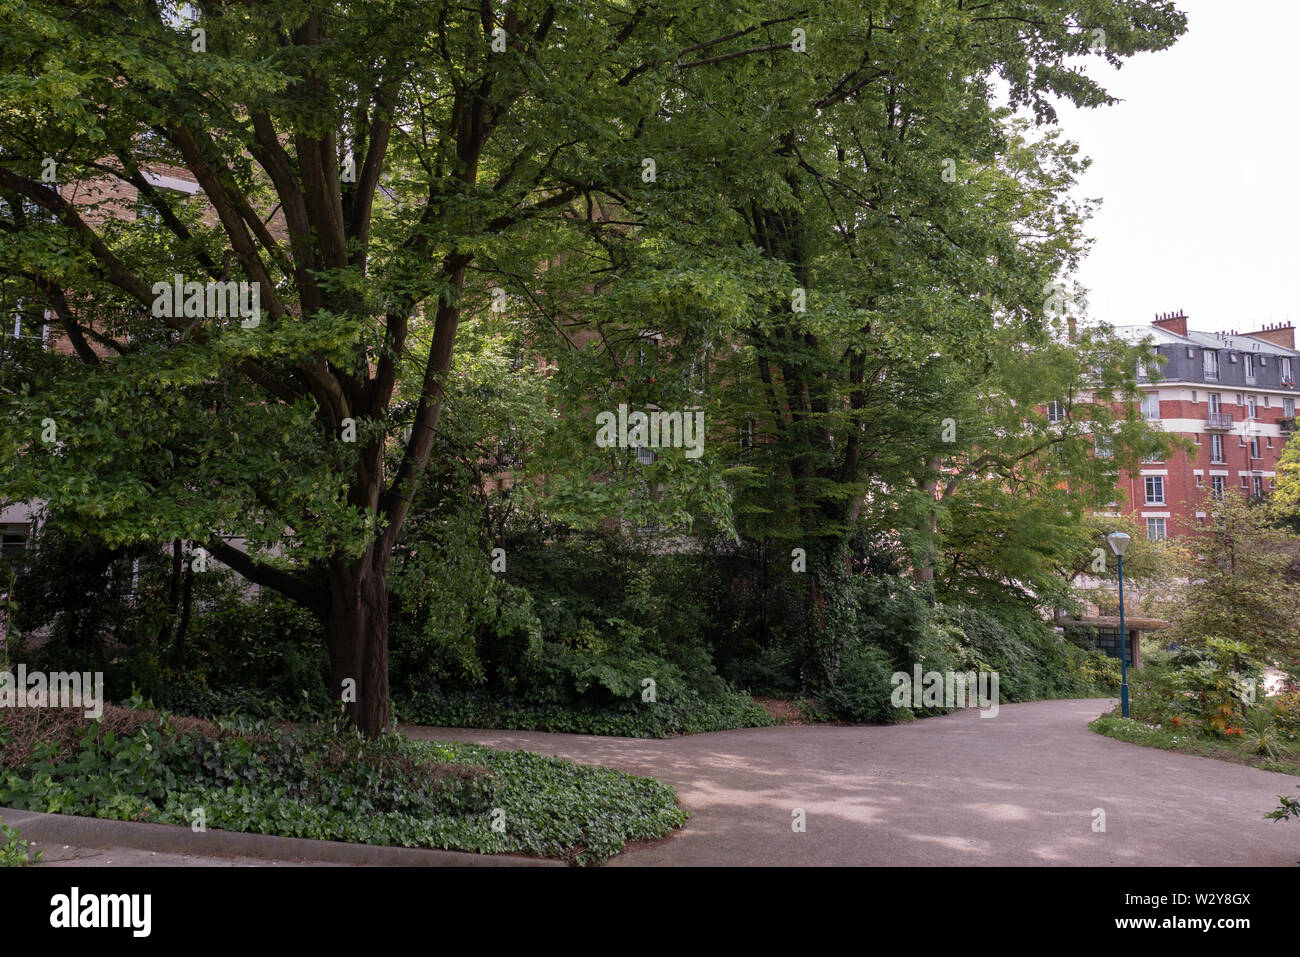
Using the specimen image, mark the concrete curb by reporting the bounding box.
[0,807,563,867]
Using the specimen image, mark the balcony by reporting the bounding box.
[1205,412,1234,430]
[1283,417,1296,434]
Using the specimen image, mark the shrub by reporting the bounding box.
[1244,708,1284,760]
[1170,638,1261,735]
[820,643,897,723]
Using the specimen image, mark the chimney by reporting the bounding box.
[1152,309,1188,337]
[1242,321,1296,350]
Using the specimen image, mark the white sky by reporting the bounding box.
[1053,0,1299,335]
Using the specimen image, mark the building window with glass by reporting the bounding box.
[1140,392,1160,420]
[1146,517,1167,541]
[1144,475,1165,505]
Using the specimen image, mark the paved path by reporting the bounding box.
[404,698,1300,866]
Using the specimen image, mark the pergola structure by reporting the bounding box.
[1059,616,1169,669]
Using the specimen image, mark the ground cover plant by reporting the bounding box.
[0,701,687,865]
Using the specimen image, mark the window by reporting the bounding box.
[1267,437,1273,448]
[1047,400,1067,423]
[1284,357,1295,382]
[1211,434,1225,462]
[1244,353,1256,382]
[1286,398,1296,417]
[1236,393,1243,406]
[1250,437,1260,459]
[1195,475,1204,488]
[1191,390,1198,403]
[1247,395,1257,419]
[1212,475,1225,499]
[1253,476,1264,497]
[1094,435,1113,459]
[1204,350,1219,380]
[162,2,200,29]
[1144,475,1165,505]
[1146,517,1167,541]
[1140,392,1160,420]
[135,194,161,222]
[1208,393,1221,414]
[0,523,29,558]
[136,185,191,222]
[635,446,656,466]
[1142,451,1162,464]
[1241,476,1250,489]
[1194,433,1202,444]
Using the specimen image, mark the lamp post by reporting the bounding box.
[1107,531,1131,717]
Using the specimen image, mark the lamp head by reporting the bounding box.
[1107,531,1131,557]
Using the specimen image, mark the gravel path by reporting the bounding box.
[404,698,1300,866]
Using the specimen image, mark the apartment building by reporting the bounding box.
[1109,311,1298,540]
[1,161,206,556]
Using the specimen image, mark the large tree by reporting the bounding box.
[600,1,1188,680]
[0,0,1189,732]
[0,0,810,734]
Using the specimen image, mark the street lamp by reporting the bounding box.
[1106,531,1131,717]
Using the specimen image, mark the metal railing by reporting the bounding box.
[1205,412,1233,429]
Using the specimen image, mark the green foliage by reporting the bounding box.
[819,643,898,724]
[402,686,772,739]
[1169,638,1260,736]
[1092,642,1300,776]
[1243,708,1283,761]
[8,524,331,718]
[0,705,686,864]
[0,0,1194,738]
[1166,492,1300,669]
[0,816,40,866]
[1268,788,1300,823]
[1271,693,1300,743]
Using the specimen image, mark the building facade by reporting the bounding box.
[1111,311,1298,541]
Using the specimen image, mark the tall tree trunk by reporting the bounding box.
[914,456,942,587]
[325,551,391,737]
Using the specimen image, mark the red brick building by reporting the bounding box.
[1108,311,1298,540]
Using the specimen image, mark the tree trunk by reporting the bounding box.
[913,456,942,587]
[325,551,391,737]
